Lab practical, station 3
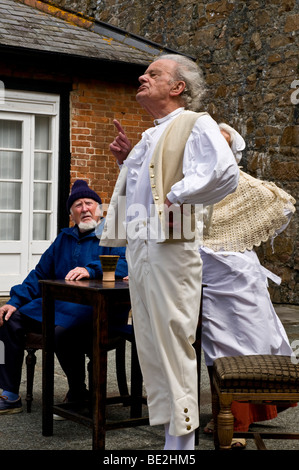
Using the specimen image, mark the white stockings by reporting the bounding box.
[164,423,195,450]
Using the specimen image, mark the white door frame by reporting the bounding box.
[0,90,59,295]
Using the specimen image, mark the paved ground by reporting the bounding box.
[0,304,298,458]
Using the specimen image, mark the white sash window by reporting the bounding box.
[0,91,59,295]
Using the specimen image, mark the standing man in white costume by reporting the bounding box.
[100,54,239,450]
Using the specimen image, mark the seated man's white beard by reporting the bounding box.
[78,219,98,232]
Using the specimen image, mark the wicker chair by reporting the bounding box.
[211,355,299,450]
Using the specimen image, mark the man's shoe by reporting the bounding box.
[0,395,23,415]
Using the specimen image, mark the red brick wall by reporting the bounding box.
[70,78,152,205]
[0,64,152,220]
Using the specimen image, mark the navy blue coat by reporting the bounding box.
[7,221,128,328]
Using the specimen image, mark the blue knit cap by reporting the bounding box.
[67,180,102,213]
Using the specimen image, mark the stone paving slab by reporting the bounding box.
[0,304,298,454]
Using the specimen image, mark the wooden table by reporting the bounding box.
[40,279,148,450]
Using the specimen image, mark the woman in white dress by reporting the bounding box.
[200,123,296,446]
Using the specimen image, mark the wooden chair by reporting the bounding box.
[193,285,205,445]
[114,322,146,417]
[211,355,299,450]
[25,331,43,412]
[24,324,143,416]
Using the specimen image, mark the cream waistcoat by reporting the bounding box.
[100,111,207,247]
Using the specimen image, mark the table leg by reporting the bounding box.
[92,293,108,450]
[130,335,143,418]
[42,284,55,436]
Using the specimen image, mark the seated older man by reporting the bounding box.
[0,180,128,414]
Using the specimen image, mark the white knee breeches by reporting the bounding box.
[126,225,202,436]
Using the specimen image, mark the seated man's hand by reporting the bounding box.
[0,304,17,327]
[65,267,90,281]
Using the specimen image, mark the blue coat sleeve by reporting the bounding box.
[84,259,103,279]
[85,246,128,279]
[89,218,128,278]
[111,247,128,278]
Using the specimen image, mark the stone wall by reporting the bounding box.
[47,0,299,304]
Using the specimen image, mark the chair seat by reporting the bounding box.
[213,355,299,393]
[25,332,43,349]
[212,355,299,450]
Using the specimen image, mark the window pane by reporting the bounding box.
[33,213,50,240]
[35,116,51,150]
[0,120,22,148]
[33,182,50,210]
[0,182,21,210]
[0,150,22,179]
[0,213,20,240]
[34,152,51,180]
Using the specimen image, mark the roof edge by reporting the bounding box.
[16,0,190,57]
[0,43,151,69]
[17,0,95,29]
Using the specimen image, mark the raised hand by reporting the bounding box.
[109,120,132,164]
